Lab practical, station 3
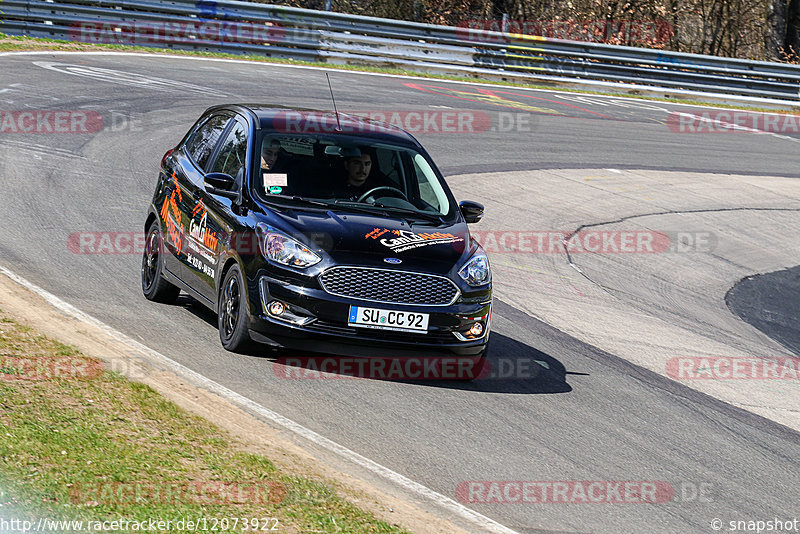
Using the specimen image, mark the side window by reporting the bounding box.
[184,114,230,171]
[210,122,247,179]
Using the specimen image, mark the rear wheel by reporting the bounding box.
[218,264,252,352]
[141,222,180,304]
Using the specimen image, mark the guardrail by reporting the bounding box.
[2,0,800,102]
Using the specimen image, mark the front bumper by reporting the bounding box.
[248,271,491,358]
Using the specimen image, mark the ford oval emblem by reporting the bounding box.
[384,258,402,264]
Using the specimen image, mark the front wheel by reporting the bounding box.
[218,264,252,352]
[141,222,180,304]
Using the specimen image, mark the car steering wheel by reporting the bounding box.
[356,186,408,203]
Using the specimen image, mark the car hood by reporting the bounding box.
[266,207,472,275]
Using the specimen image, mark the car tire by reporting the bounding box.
[141,221,181,304]
[218,264,252,352]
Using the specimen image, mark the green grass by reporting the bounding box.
[0,312,407,533]
[1,32,798,114]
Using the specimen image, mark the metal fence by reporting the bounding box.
[2,0,799,102]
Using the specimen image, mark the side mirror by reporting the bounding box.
[459,200,484,224]
[204,172,237,199]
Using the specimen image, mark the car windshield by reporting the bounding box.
[254,133,454,219]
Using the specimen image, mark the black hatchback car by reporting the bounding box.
[142,105,491,372]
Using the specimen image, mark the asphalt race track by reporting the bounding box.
[1,52,799,533]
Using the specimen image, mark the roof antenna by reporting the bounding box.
[326,72,342,132]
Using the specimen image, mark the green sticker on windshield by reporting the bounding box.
[268,186,283,194]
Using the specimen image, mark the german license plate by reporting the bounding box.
[348,306,429,333]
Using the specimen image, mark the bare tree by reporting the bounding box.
[766,0,788,59]
[786,0,800,59]
[246,0,794,60]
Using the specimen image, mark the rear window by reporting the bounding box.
[210,122,247,179]
[185,115,230,171]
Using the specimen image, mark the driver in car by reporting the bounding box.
[344,152,372,188]
[333,148,391,201]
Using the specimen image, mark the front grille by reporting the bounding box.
[319,267,459,306]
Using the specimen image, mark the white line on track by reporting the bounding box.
[0,263,519,534]
[2,49,800,111]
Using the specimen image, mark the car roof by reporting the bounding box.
[205,104,421,147]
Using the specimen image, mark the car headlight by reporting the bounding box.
[458,250,491,286]
[257,224,321,268]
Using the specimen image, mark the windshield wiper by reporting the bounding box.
[266,196,443,223]
[372,204,445,224]
[264,195,331,209]
[330,200,391,218]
